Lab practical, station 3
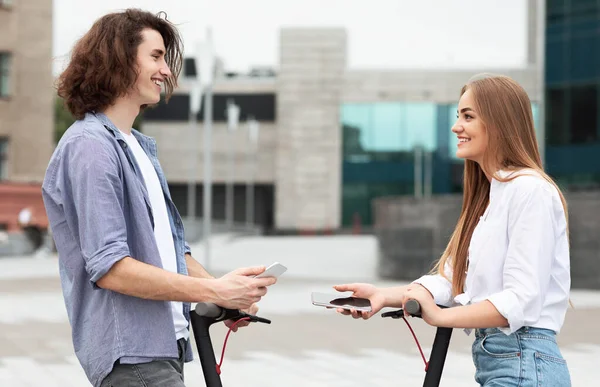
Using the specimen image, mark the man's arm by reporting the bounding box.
[97,256,218,302]
[185,253,214,279]
[97,257,274,309]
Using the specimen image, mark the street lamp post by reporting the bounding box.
[414,145,423,199]
[195,29,216,270]
[187,85,201,239]
[246,118,260,229]
[225,99,240,230]
[424,150,432,199]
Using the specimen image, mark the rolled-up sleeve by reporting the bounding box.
[486,182,555,334]
[184,242,192,255]
[65,137,130,284]
[413,260,454,306]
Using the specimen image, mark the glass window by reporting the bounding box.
[596,32,600,79]
[547,0,566,22]
[0,138,7,180]
[547,88,568,145]
[570,0,598,21]
[341,103,371,162]
[0,53,10,97]
[545,38,566,86]
[402,103,437,152]
[341,182,413,226]
[341,183,370,226]
[447,103,460,159]
[570,35,597,82]
[570,85,598,143]
[369,103,402,151]
[341,102,437,156]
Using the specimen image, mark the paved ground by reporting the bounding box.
[1,235,598,386]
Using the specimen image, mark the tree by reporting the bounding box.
[54,97,75,143]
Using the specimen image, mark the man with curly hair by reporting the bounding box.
[42,9,276,387]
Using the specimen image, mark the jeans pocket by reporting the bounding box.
[99,374,112,387]
[534,352,571,386]
[474,334,522,386]
[480,333,521,358]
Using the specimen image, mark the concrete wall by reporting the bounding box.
[275,29,346,230]
[0,0,54,183]
[342,68,541,104]
[142,121,277,184]
[373,191,600,290]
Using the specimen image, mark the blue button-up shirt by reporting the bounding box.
[42,112,193,387]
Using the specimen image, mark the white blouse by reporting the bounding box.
[415,169,571,334]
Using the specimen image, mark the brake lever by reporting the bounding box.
[381,309,415,319]
[238,312,271,325]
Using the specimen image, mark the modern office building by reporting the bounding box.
[0,0,54,183]
[545,0,600,189]
[143,0,544,232]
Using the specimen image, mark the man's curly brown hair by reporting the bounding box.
[57,9,183,120]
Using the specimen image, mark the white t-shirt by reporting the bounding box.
[415,169,570,335]
[120,130,189,340]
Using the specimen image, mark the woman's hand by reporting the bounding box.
[332,283,387,320]
[403,285,445,326]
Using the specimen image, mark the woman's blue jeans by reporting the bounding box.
[472,326,571,386]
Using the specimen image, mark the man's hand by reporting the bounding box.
[224,303,259,332]
[212,266,277,310]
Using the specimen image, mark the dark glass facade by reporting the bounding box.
[341,102,462,227]
[340,103,540,226]
[545,0,600,189]
[142,93,276,122]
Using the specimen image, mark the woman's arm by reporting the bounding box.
[402,286,508,328]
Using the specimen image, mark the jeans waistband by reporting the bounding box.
[475,326,556,339]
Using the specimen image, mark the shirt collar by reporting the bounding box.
[490,168,540,201]
[88,112,156,153]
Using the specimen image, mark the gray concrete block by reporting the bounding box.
[374,192,600,289]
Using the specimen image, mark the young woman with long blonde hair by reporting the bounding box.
[333,74,571,386]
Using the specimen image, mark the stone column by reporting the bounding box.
[275,28,346,231]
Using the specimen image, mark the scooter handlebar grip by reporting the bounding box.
[405,299,421,316]
[194,303,223,318]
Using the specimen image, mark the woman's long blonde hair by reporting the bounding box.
[434,74,569,297]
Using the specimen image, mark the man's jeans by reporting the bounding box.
[100,339,187,387]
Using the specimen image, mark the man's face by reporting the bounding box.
[132,28,172,106]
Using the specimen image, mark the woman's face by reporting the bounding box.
[452,89,488,164]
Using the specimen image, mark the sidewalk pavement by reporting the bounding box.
[0,234,598,386]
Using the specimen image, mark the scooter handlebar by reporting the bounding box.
[404,299,421,316]
[195,302,225,319]
[380,299,433,319]
[194,302,272,324]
